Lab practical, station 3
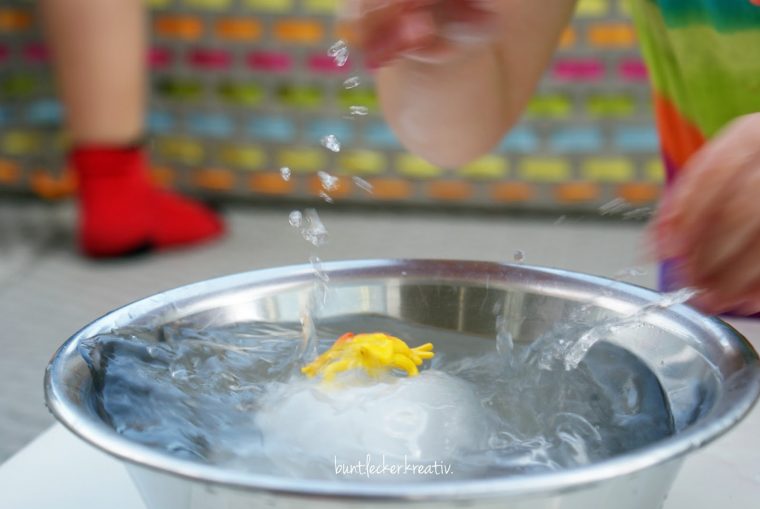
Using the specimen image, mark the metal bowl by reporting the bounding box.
[45,260,760,509]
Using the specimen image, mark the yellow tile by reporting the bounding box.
[338,150,385,175]
[278,148,327,173]
[396,154,442,179]
[519,157,570,182]
[576,0,609,17]
[303,0,339,14]
[156,137,204,164]
[219,145,266,170]
[244,0,294,14]
[184,0,231,9]
[459,156,508,180]
[645,158,665,182]
[582,157,634,182]
[2,131,41,156]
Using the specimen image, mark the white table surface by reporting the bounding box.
[2,319,759,509]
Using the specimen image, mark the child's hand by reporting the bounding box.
[651,113,760,314]
[342,0,500,68]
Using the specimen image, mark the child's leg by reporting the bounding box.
[40,0,223,257]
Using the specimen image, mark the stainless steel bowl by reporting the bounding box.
[45,260,760,509]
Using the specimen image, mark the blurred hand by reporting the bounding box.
[651,113,760,315]
[342,0,500,68]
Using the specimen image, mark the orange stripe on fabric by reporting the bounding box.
[653,93,705,170]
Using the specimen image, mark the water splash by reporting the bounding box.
[352,176,373,193]
[349,105,369,116]
[320,134,341,153]
[343,76,360,89]
[327,39,349,67]
[560,287,700,371]
[280,166,291,181]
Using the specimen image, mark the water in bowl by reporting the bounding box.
[79,312,674,482]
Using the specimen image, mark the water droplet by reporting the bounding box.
[317,170,339,191]
[343,76,360,89]
[327,39,349,67]
[288,210,303,228]
[513,250,525,264]
[320,134,341,153]
[349,105,369,116]
[280,166,291,181]
[352,176,373,193]
[301,208,328,247]
[599,198,629,216]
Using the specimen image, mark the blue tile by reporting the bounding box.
[26,100,62,126]
[187,113,234,138]
[613,126,660,152]
[306,119,354,145]
[147,111,174,134]
[247,116,296,142]
[364,122,401,148]
[498,127,539,153]
[549,127,603,153]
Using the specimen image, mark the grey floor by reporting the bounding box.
[0,199,656,463]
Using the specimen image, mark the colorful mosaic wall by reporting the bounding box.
[0,0,663,210]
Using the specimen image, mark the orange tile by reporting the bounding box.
[555,182,600,203]
[428,181,473,201]
[150,166,177,188]
[365,178,413,200]
[334,21,358,45]
[0,9,33,32]
[29,169,76,200]
[249,172,295,195]
[587,23,636,48]
[193,168,236,190]
[617,182,661,204]
[215,18,262,41]
[308,175,352,198]
[558,27,576,49]
[0,160,20,184]
[490,182,535,202]
[154,16,204,40]
[274,20,323,44]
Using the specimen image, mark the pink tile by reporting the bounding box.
[307,54,351,73]
[619,59,648,82]
[23,43,48,63]
[552,59,605,82]
[247,51,292,72]
[189,49,232,70]
[148,47,173,69]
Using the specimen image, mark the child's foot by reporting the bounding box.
[72,145,224,258]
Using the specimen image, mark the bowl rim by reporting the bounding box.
[44,259,760,502]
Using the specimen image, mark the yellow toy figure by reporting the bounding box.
[301,332,435,381]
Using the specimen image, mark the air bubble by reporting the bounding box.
[349,105,369,116]
[288,210,303,228]
[317,171,339,191]
[343,76,360,89]
[327,39,349,67]
[513,250,525,264]
[320,134,341,153]
[352,176,373,193]
[280,167,291,181]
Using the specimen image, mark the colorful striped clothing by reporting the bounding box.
[628,0,760,291]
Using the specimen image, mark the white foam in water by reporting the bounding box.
[256,371,488,475]
[352,176,373,193]
[280,166,291,181]
[328,39,349,67]
[349,105,369,116]
[343,76,360,89]
[320,134,341,152]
